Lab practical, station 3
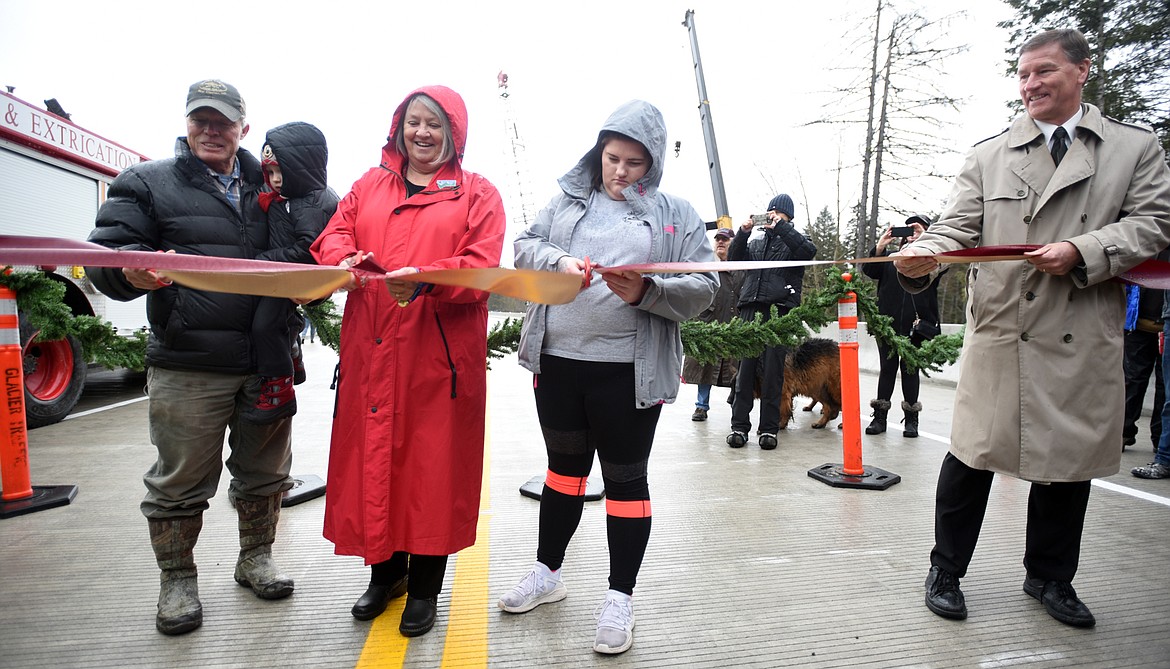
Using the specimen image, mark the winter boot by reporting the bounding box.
[234,493,295,600]
[149,514,204,635]
[864,399,891,435]
[902,401,922,438]
[241,375,297,425]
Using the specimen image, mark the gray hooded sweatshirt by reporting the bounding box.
[514,100,717,408]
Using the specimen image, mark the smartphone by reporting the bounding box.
[750,214,770,226]
[889,225,914,238]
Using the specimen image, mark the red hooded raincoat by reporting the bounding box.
[311,85,505,561]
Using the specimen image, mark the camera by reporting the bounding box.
[750,213,770,226]
[889,225,914,238]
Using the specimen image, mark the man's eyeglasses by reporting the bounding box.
[187,117,239,133]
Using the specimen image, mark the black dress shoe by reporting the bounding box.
[351,577,408,621]
[399,596,438,637]
[1023,576,1096,628]
[924,566,967,620]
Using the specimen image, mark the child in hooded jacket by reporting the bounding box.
[244,121,340,424]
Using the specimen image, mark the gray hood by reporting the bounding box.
[558,100,667,214]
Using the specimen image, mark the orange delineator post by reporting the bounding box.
[836,284,865,477]
[1,286,33,502]
[807,271,900,490]
[0,285,77,518]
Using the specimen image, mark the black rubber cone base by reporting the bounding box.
[519,475,605,501]
[281,474,326,507]
[808,463,901,490]
[0,484,78,519]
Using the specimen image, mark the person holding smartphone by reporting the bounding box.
[861,214,946,438]
[725,193,817,450]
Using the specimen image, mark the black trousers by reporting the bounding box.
[1122,328,1164,446]
[731,304,787,435]
[930,453,1091,582]
[875,340,920,405]
[371,552,448,599]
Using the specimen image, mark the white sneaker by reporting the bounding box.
[593,591,635,655]
[497,566,567,613]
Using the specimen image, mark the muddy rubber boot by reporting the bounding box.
[864,399,891,435]
[149,514,204,635]
[902,401,922,438]
[234,493,294,600]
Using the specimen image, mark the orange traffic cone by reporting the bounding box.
[0,286,77,518]
[808,271,901,490]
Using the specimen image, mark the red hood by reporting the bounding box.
[381,85,468,172]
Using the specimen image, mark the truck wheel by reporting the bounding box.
[19,313,87,429]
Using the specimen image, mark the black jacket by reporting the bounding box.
[87,138,267,374]
[256,122,339,263]
[862,244,946,337]
[729,221,817,311]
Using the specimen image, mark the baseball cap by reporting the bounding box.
[905,213,933,227]
[186,79,246,122]
[714,228,734,240]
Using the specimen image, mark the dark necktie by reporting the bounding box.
[1050,126,1069,167]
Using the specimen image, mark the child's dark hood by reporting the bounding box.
[262,121,329,199]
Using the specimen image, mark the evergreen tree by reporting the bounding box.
[999,0,1170,155]
[801,207,842,299]
[806,207,843,261]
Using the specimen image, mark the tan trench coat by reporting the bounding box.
[903,104,1170,482]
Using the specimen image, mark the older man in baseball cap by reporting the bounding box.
[183,79,250,174]
[682,227,741,421]
[87,79,294,636]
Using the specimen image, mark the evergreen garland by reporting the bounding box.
[300,297,523,365]
[0,269,148,371]
[302,300,341,351]
[682,265,964,376]
[486,317,523,367]
[290,265,964,374]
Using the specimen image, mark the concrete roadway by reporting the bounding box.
[2,329,1168,668]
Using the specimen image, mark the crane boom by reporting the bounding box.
[682,9,731,230]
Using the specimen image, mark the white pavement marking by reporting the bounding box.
[1092,479,1170,508]
[914,428,1170,508]
[63,396,148,420]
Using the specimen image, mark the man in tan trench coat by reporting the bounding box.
[894,28,1170,628]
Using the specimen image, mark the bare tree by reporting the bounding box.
[808,1,969,256]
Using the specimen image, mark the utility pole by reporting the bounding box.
[496,71,539,261]
[682,9,731,231]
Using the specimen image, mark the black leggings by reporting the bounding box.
[533,355,661,595]
[875,341,920,404]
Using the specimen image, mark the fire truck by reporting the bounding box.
[0,90,150,427]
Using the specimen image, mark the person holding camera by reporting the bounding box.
[861,214,946,438]
[725,193,817,449]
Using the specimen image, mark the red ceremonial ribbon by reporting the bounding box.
[4,235,1170,305]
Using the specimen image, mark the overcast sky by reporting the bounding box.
[1,0,1018,264]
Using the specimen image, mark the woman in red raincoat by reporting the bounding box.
[310,85,505,637]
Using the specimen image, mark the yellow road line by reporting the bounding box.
[356,400,493,668]
[355,597,410,668]
[440,401,492,666]
[440,514,490,667]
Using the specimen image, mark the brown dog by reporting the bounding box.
[751,337,842,429]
